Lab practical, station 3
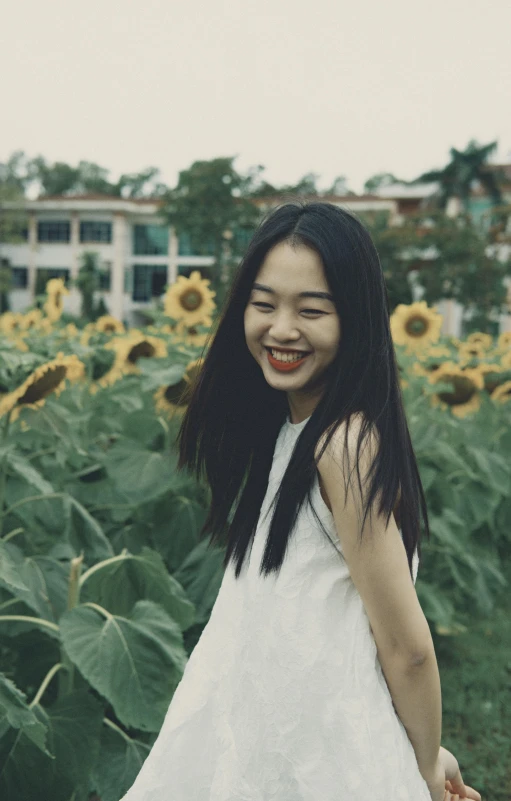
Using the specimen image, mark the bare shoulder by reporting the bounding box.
[315,412,430,663]
[314,411,379,469]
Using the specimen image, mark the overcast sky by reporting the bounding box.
[2,0,511,194]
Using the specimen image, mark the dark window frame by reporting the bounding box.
[80,221,112,243]
[37,221,71,243]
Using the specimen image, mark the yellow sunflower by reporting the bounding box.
[390,301,443,354]
[501,350,511,370]
[18,309,43,331]
[496,331,511,353]
[457,341,487,365]
[427,362,485,418]
[102,330,168,383]
[95,314,126,335]
[154,357,204,418]
[174,320,210,348]
[490,380,511,404]
[163,270,216,328]
[477,363,509,394]
[0,352,86,422]
[43,278,70,322]
[0,311,24,335]
[466,332,493,350]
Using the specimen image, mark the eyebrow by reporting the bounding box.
[251,283,335,302]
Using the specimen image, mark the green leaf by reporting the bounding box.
[80,546,196,629]
[416,580,455,626]
[0,689,103,801]
[60,600,188,731]
[91,722,151,801]
[5,451,55,495]
[0,671,50,755]
[0,541,69,624]
[102,439,175,503]
[63,494,114,562]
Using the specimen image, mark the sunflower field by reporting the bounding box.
[0,276,510,801]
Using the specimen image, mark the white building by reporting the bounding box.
[1,189,510,334]
[0,195,215,327]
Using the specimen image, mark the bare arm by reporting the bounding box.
[315,416,441,778]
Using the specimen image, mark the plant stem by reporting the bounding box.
[0,409,12,537]
[58,554,84,698]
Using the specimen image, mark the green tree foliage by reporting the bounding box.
[75,252,102,322]
[159,157,262,306]
[362,210,511,326]
[410,139,504,212]
[363,172,401,193]
[0,258,12,313]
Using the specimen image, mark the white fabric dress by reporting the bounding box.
[120,414,432,801]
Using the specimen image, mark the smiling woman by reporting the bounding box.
[121,201,481,801]
[244,240,341,416]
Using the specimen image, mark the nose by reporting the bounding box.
[268,311,301,342]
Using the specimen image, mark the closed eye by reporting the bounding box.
[251,302,326,315]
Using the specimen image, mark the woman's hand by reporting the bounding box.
[423,748,482,801]
[437,746,481,800]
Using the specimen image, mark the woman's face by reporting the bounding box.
[244,241,341,417]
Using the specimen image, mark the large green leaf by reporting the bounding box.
[63,494,114,561]
[91,723,151,801]
[102,439,175,503]
[60,600,188,731]
[174,537,225,624]
[0,689,103,801]
[0,671,50,755]
[5,450,55,495]
[80,546,196,629]
[0,541,69,623]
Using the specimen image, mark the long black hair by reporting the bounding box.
[174,201,430,580]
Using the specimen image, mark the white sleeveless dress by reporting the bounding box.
[120,414,431,800]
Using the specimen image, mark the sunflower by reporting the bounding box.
[0,352,86,422]
[457,341,487,365]
[477,363,509,394]
[0,311,24,335]
[154,357,204,418]
[466,332,493,350]
[427,362,485,418]
[174,319,210,348]
[501,350,511,370]
[390,301,443,353]
[95,314,126,335]
[19,309,43,331]
[490,380,511,404]
[43,278,70,322]
[102,330,168,382]
[163,270,216,328]
[496,331,511,353]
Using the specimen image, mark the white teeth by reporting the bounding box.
[270,349,307,363]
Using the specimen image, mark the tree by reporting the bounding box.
[323,175,355,196]
[0,257,12,313]
[409,139,504,213]
[29,156,80,196]
[159,157,262,307]
[75,252,101,321]
[363,172,401,194]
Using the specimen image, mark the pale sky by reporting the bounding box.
[2,0,511,194]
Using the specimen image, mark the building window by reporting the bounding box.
[37,221,70,243]
[35,268,70,296]
[132,264,168,301]
[80,221,112,243]
[178,231,215,256]
[98,263,111,290]
[11,267,28,288]
[133,225,168,255]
